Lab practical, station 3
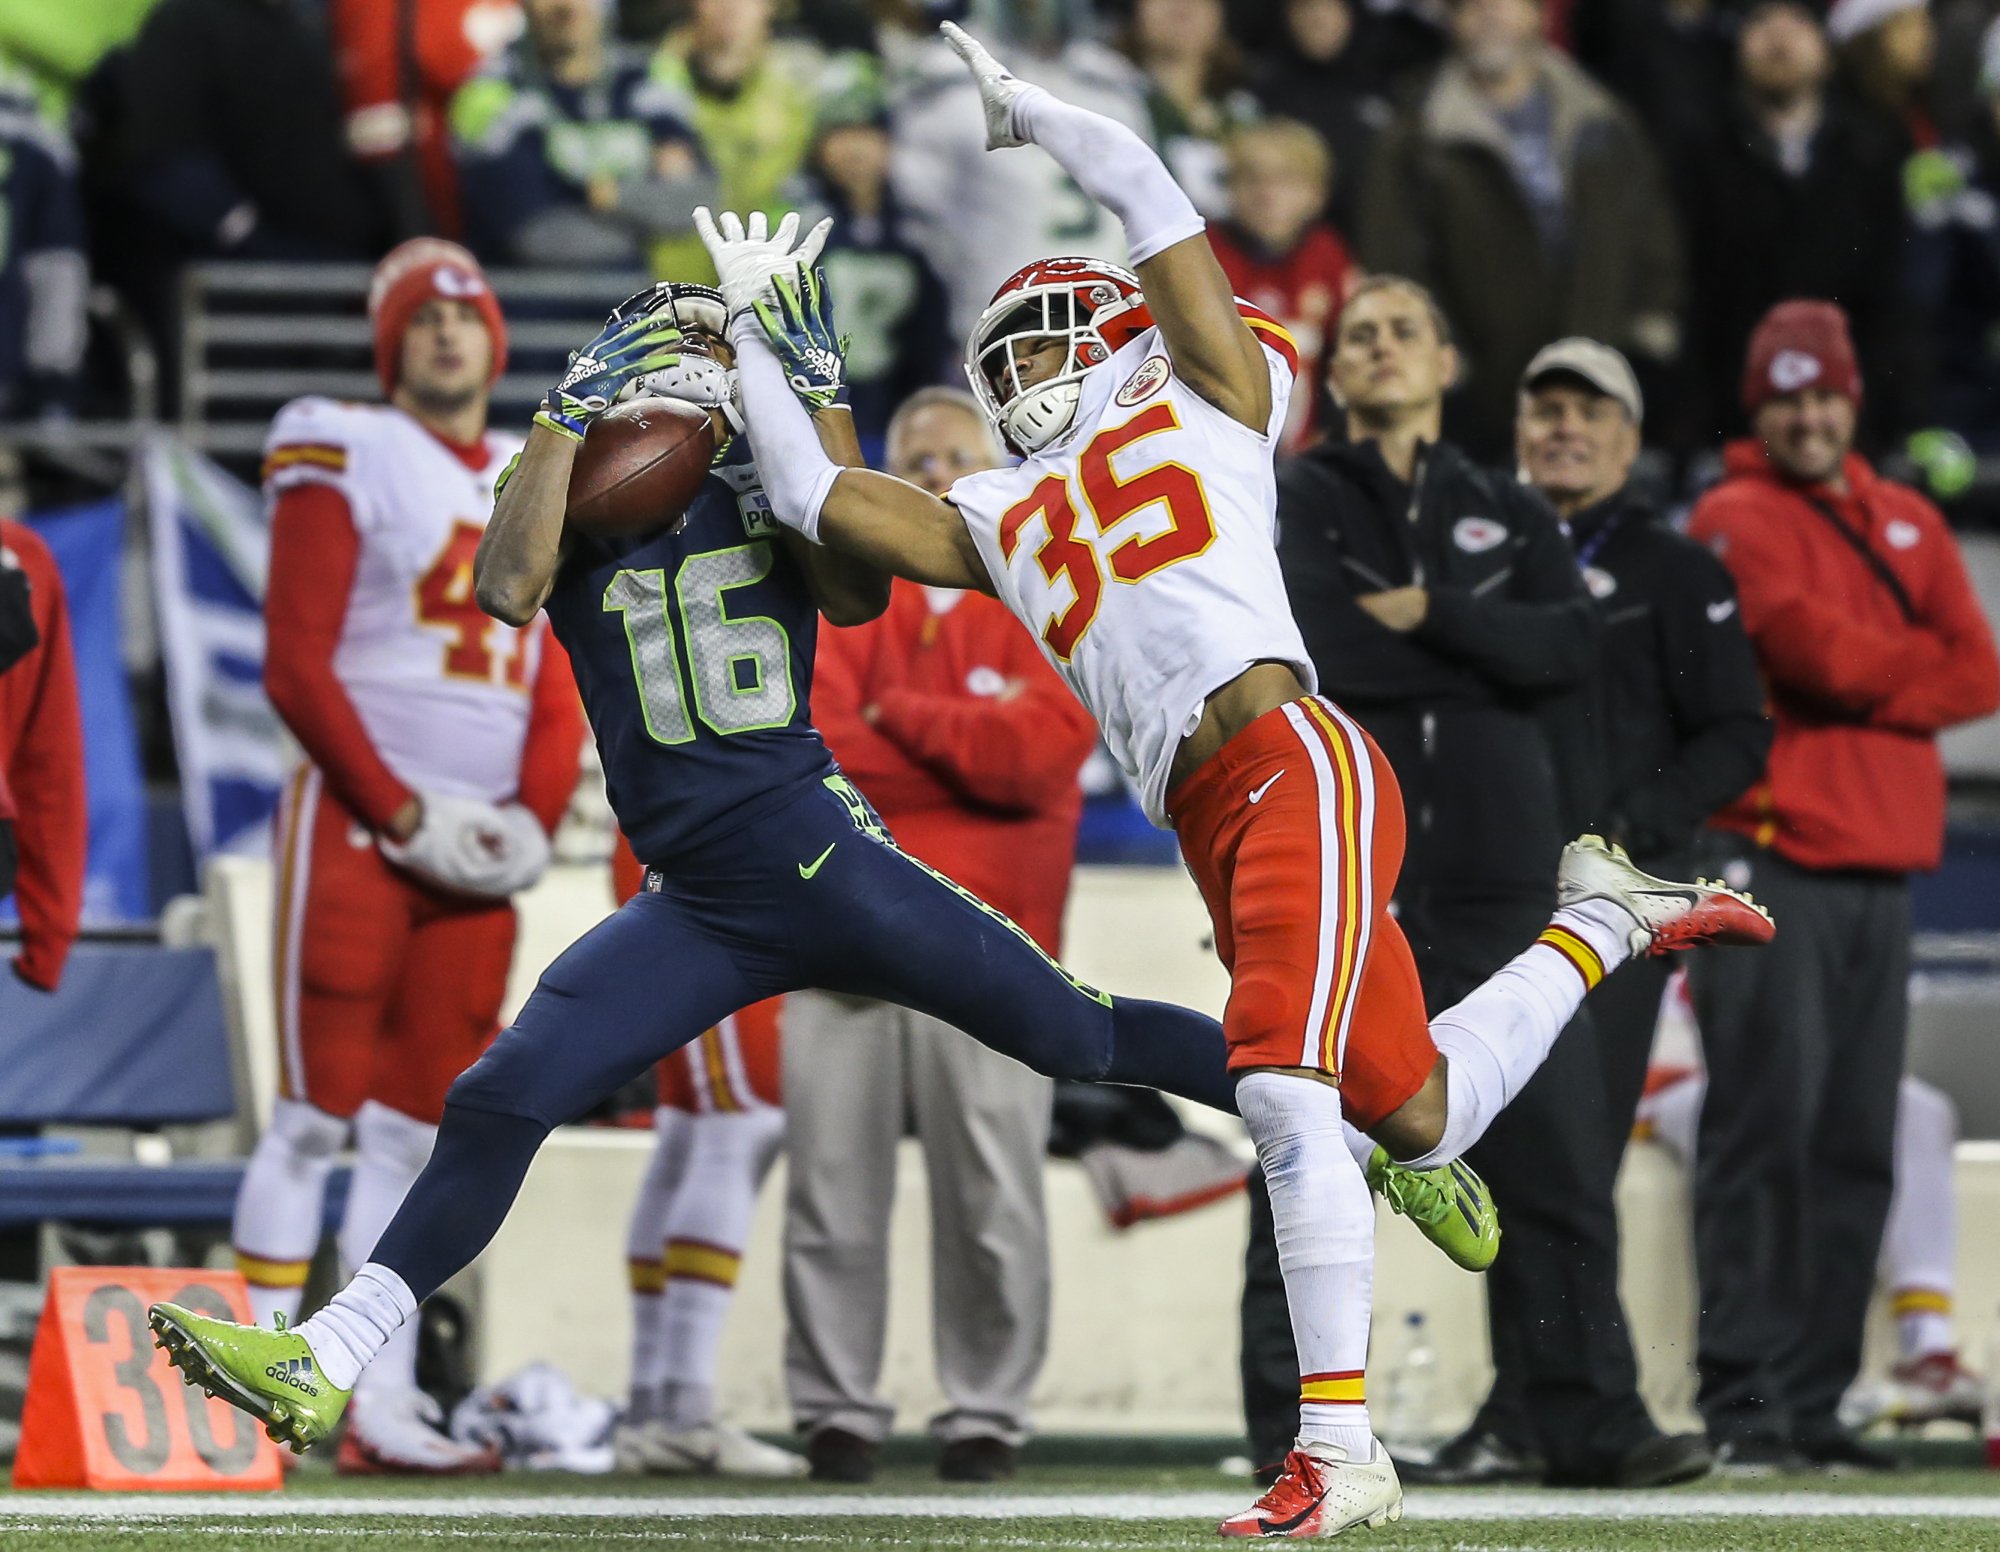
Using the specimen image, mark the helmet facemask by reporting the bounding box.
[621,282,738,413]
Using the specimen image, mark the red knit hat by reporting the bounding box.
[1740,299,1861,415]
[367,238,507,397]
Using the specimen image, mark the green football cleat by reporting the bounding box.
[1367,1147,1501,1272]
[149,1303,351,1453]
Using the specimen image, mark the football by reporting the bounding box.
[565,396,717,536]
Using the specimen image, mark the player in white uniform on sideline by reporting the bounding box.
[695,24,1772,1538]
[236,239,585,1475]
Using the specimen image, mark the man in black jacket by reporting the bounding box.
[1416,339,1773,1483]
[1245,276,1692,1488]
[1518,338,1772,1163]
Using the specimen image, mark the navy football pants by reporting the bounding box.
[376,775,1233,1299]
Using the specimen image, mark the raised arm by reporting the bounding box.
[941,22,1270,432]
[475,296,698,626]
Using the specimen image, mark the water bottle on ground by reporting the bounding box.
[1378,1311,1438,1449]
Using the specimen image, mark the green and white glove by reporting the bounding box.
[754,263,848,413]
[538,305,689,442]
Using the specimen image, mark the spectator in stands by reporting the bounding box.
[0,67,86,418]
[1248,0,1441,234]
[1830,0,1938,151]
[1901,15,2000,513]
[801,82,951,461]
[0,449,85,994]
[1673,2,1907,447]
[648,0,843,283]
[1116,0,1259,217]
[1257,277,1613,1486]
[1357,0,1683,460]
[331,0,527,240]
[892,0,1150,341]
[1209,118,1356,451]
[112,0,381,263]
[1685,299,2000,1472]
[452,0,711,268]
[783,388,1097,1488]
[1571,0,1735,153]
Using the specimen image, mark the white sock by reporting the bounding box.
[1237,1072,1375,1460]
[231,1099,347,1329]
[337,1102,435,1398]
[1882,1077,1958,1359]
[1341,1122,1376,1177]
[1407,907,1629,1171]
[626,1107,691,1420]
[658,1108,783,1429]
[297,1264,418,1393]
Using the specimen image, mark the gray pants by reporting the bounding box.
[1688,839,1910,1444]
[781,990,1052,1445]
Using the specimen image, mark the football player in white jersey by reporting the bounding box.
[233,238,587,1475]
[697,24,1772,1538]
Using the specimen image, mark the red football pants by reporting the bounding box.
[1169,695,1436,1130]
[272,765,515,1123]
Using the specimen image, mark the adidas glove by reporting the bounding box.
[539,305,690,443]
[754,263,848,413]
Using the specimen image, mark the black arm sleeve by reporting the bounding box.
[1607,544,1772,855]
[1411,487,1600,694]
[1277,464,1477,704]
[0,561,37,676]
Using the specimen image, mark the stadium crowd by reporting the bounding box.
[0,0,1992,512]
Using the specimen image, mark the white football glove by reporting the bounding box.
[940,21,1032,151]
[690,208,834,321]
[380,795,551,900]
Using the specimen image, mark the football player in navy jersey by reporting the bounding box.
[146,253,1242,1452]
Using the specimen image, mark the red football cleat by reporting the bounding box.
[1217,1442,1403,1539]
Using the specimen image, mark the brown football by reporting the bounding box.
[566,396,717,537]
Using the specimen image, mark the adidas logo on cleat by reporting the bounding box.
[266,1356,321,1397]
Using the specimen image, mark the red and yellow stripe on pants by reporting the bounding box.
[1168,696,1437,1131]
[656,999,784,1115]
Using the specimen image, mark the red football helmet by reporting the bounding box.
[964,257,1154,454]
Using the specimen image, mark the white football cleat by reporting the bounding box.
[1558,834,1775,957]
[336,1386,501,1476]
[620,1419,808,1479]
[1219,1439,1404,1539]
[939,21,1031,150]
[1842,1352,1984,1430]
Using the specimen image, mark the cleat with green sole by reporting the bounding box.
[1367,1146,1501,1272]
[148,1302,351,1454]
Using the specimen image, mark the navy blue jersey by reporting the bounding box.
[543,441,835,866]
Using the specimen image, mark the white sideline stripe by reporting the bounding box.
[4,1491,2000,1522]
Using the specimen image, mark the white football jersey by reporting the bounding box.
[262,397,535,803]
[949,323,1314,826]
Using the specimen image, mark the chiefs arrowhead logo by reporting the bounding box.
[1453,516,1507,554]
[1116,355,1171,407]
[1885,519,1921,550]
[1769,349,1822,393]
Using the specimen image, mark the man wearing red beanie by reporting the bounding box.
[1685,298,2000,1472]
[231,237,584,1475]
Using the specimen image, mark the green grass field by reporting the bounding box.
[3,1446,2000,1551]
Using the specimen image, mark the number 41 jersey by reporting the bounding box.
[261,396,535,803]
[543,439,834,866]
[948,318,1316,828]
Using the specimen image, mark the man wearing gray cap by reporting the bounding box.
[1518,337,1770,1144]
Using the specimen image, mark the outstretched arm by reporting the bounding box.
[728,311,990,590]
[942,23,1270,432]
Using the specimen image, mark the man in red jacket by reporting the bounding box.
[781,388,1097,1486]
[1686,299,2000,1473]
[0,508,85,993]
